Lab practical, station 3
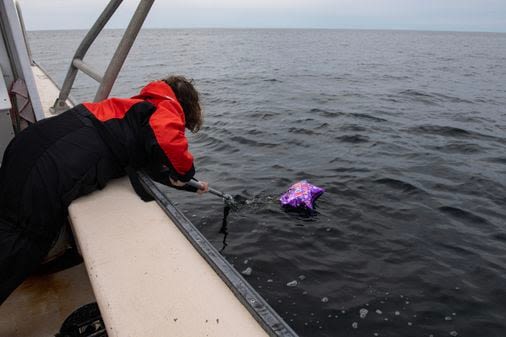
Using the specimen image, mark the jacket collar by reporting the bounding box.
[131,81,178,106]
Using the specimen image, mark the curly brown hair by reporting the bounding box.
[162,75,203,133]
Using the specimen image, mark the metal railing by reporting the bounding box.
[51,0,154,114]
[15,0,33,66]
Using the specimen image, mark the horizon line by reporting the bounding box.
[27,26,506,34]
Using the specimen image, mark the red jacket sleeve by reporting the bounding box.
[148,99,195,181]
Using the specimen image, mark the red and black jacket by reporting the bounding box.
[0,81,197,255]
[78,80,195,185]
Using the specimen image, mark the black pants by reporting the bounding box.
[0,218,51,304]
[0,109,123,305]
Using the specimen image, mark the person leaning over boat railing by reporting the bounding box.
[0,75,209,304]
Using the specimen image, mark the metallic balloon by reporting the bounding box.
[279,180,324,210]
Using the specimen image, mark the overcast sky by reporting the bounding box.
[20,0,506,32]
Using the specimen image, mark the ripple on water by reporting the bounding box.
[428,142,485,154]
[229,136,279,148]
[288,127,317,136]
[438,206,491,225]
[373,177,427,194]
[409,125,503,142]
[348,113,388,122]
[335,134,370,143]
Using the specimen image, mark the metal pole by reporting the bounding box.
[72,59,103,83]
[52,0,123,113]
[15,0,33,66]
[94,0,154,102]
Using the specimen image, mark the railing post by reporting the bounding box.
[94,0,154,102]
[15,0,33,66]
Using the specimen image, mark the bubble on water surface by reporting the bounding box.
[359,308,368,319]
[352,322,358,329]
[286,280,298,287]
[241,267,252,276]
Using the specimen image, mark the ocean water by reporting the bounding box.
[29,29,506,337]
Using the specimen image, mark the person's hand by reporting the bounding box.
[169,177,186,187]
[197,181,209,195]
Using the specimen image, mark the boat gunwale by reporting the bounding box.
[138,172,299,337]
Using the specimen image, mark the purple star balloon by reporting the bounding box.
[279,180,325,210]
